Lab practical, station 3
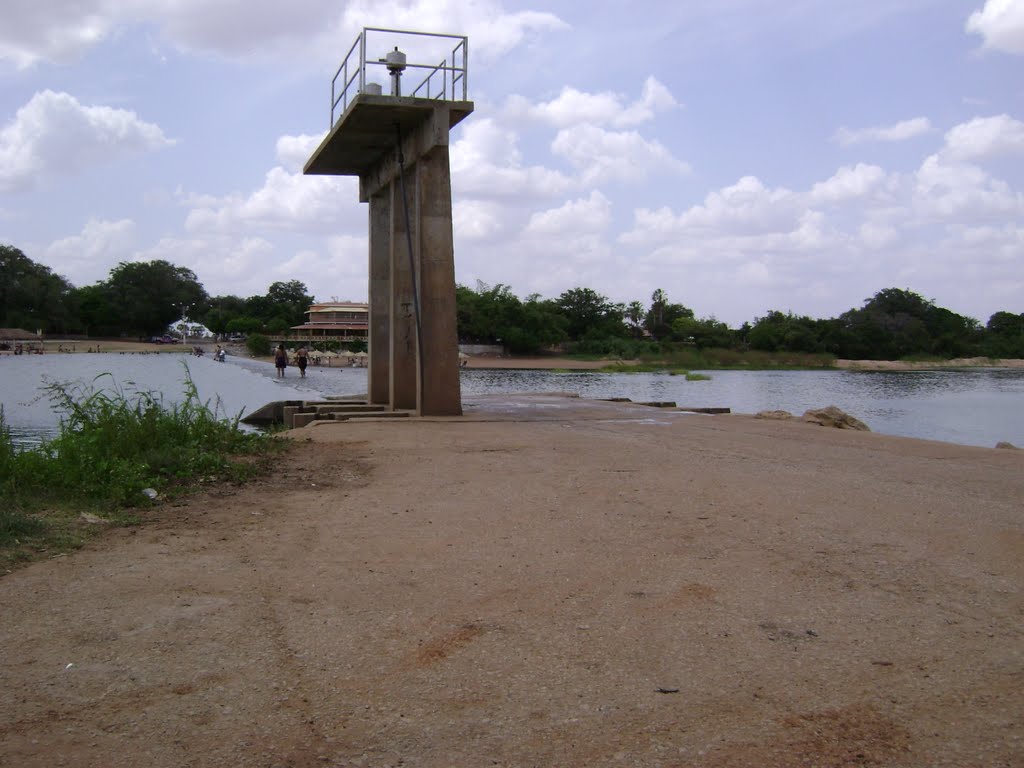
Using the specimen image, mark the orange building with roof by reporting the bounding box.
[289,302,368,343]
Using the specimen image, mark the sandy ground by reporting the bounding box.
[1,394,1022,767]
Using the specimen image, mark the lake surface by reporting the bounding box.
[2,353,1023,449]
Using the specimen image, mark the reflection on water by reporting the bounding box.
[2,354,1022,448]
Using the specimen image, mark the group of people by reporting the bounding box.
[274,344,309,378]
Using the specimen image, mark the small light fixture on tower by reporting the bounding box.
[382,47,406,96]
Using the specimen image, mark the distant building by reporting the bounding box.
[290,302,369,342]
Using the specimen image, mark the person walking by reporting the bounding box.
[274,344,288,378]
[296,346,309,378]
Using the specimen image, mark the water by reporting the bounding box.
[2,354,1023,449]
[0,353,347,448]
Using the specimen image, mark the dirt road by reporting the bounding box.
[2,395,1022,767]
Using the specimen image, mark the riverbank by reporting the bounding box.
[1,394,1021,766]
[836,356,1024,370]
[7,340,1024,372]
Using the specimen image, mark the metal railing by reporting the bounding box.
[330,28,469,129]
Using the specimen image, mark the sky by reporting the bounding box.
[0,0,1022,328]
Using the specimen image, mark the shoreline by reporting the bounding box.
[5,339,1023,372]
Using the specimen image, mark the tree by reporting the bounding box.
[266,280,314,327]
[557,288,627,340]
[0,245,78,334]
[225,316,263,335]
[834,288,982,359]
[645,289,694,340]
[72,285,118,337]
[671,316,734,349]
[103,260,208,336]
[625,301,646,338]
[983,311,1024,357]
[197,295,248,335]
[748,311,822,353]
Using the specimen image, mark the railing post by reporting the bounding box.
[462,38,468,100]
[359,30,366,95]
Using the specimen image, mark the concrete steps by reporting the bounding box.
[282,402,410,429]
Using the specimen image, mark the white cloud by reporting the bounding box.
[0,1,111,68]
[453,199,506,241]
[941,114,1024,161]
[524,190,611,237]
[0,0,566,69]
[507,77,677,128]
[833,117,932,146]
[966,0,1024,54]
[675,176,802,235]
[184,166,358,234]
[44,218,137,286]
[279,235,368,300]
[859,222,900,249]
[0,90,173,193]
[913,153,1022,218]
[136,234,279,298]
[276,134,326,173]
[551,124,688,184]
[450,118,573,200]
[810,164,891,204]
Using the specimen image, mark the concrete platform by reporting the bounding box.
[304,93,473,176]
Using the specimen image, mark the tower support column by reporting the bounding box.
[368,189,391,405]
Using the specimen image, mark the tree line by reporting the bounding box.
[1,244,312,339]
[3,243,1022,359]
[456,282,1024,360]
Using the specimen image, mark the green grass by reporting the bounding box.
[645,348,834,370]
[567,346,836,370]
[1,368,284,569]
[599,363,693,375]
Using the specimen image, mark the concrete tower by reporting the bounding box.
[304,29,472,416]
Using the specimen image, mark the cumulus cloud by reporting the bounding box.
[276,134,327,173]
[0,0,111,68]
[507,77,678,129]
[551,124,688,184]
[941,114,1024,161]
[0,0,566,69]
[450,118,573,200]
[278,235,368,300]
[966,0,1024,54]
[44,218,137,286]
[136,234,279,298]
[608,112,1024,322]
[833,117,932,146]
[650,176,803,238]
[913,153,1022,219]
[810,164,892,204]
[184,166,359,234]
[0,90,173,193]
[453,199,507,241]
[524,190,611,238]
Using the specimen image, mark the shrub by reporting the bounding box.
[246,333,271,357]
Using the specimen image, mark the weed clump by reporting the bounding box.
[1,368,282,565]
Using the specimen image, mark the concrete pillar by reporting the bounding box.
[390,170,418,411]
[416,145,462,415]
[368,189,391,405]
